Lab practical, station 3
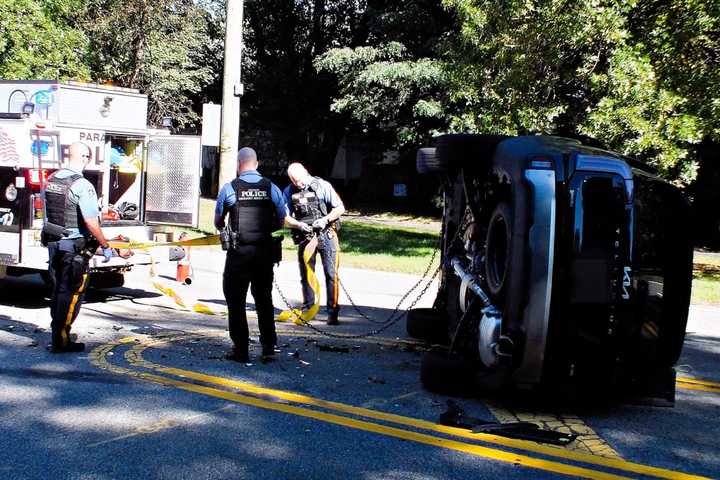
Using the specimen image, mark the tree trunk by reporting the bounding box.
[128,0,150,88]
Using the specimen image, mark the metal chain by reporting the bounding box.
[272,263,441,340]
[338,242,440,324]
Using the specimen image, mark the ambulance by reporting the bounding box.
[0,80,202,288]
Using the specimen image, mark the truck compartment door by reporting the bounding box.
[0,168,21,265]
[145,135,201,227]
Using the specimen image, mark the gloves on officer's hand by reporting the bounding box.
[312,217,328,230]
[299,223,313,234]
[102,246,113,263]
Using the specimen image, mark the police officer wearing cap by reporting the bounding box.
[283,162,346,325]
[42,142,113,353]
[215,148,310,363]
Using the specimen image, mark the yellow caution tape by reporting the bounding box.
[108,234,221,250]
[151,281,187,309]
[277,236,321,324]
[108,231,317,322]
[122,237,224,316]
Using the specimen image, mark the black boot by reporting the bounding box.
[261,344,278,363]
[225,348,250,363]
[327,309,339,325]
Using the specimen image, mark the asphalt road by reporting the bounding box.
[0,246,718,480]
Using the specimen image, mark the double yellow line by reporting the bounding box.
[90,336,711,480]
[676,376,720,394]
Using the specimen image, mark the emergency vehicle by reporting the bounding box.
[0,80,201,288]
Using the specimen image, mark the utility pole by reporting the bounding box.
[218,0,244,189]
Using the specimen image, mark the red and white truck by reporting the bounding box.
[0,80,202,288]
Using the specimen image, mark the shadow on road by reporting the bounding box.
[0,274,163,311]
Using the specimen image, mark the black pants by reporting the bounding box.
[48,244,90,347]
[222,245,276,353]
[298,229,340,313]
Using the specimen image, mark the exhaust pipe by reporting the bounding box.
[451,257,493,309]
[451,257,509,368]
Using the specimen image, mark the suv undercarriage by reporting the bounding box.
[409,135,693,403]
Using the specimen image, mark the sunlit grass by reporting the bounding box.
[693,253,720,305]
[200,197,718,303]
[280,220,440,275]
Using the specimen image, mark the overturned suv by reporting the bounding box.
[409,135,693,402]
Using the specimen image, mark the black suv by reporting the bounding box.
[410,135,693,402]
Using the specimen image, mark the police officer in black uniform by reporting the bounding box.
[215,148,310,362]
[42,142,113,353]
[283,162,346,325]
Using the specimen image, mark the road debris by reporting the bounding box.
[318,344,350,353]
[438,400,576,446]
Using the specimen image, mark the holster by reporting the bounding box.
[271,235,284,264]
[75,237,100,259]
[41,222,70,247]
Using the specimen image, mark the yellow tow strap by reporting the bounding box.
[276,235,321,324]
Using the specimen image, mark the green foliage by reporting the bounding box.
[441,0,625,136]
[580,45,703,182]
[0,0,90,80]
[316,43,447,145]
[629,0,720,141]
[317,0,717,183]
[82,0,214,127]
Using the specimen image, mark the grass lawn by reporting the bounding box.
[279,220,440,275]
[195,198,440,275]
[693,252,720,305]
[194,197,718,304]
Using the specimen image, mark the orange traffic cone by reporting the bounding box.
[176,232,192,285]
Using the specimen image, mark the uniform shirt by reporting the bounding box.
[215,170,286,228]
[45,166,99,240]
[283,177,343,218]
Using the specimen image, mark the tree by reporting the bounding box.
[0,0,89,80]
[629,0,720,141]
[315,42,447,146]
[313,1,453,148]
[580,45,703,182]
[82,0,215,127]
[439,0,626,136]
[239,0,367,172]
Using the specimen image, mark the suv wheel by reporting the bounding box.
[485,202,512,301]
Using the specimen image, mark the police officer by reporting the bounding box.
[215,148,310,362]
[43,142,113,353]
[283,162,346,325]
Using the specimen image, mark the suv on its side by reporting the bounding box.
[409,135,693,403]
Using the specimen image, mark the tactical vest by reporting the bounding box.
[44,172,83,232]
[229,177,276,244]
[290,178,328,225]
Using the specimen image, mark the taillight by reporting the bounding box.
[25,169,49,190]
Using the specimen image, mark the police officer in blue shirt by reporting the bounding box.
[42,142,113,353]
[215,148,311,362]
[283,162,346,325]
